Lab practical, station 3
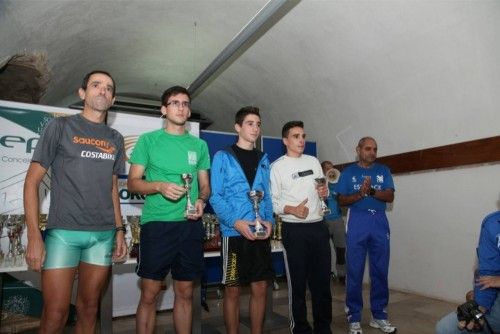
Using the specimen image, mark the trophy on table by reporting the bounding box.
[248,190,267,239]
[14,215,26,266]
[0,214,8,265]
[202,214,217,241]
[38,214,48,231]
[314,177,331,216]
[270,214,283,250]
[181,173,197,218]
[6,215,25,267]
[274,215,282,241]
[202,213,221,251]
[5,217,16,266]
[38,214,48,236]
[127,215,141,258]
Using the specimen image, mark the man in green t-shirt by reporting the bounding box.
[128,86,210,334]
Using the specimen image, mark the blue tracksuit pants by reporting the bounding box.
[345,209,390,323]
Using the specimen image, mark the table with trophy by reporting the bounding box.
[0,214,38,329]
[0,214,28,272]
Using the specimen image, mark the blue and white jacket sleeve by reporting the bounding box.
[262,157,275,225]
[209,152,238,228]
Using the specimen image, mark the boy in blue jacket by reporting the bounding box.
[209,106,274,334]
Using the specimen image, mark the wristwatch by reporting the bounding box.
[369,188,376,196]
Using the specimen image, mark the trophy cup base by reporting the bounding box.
[185,209,198,218]
[254,230,267,239]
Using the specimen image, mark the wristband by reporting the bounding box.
[115,226,126,233]
[198,198,208,207]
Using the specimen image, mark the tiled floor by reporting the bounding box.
[108,278,456,333]
[3,278,455,333]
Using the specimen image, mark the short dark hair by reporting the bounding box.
[357,136,376,148]
[282,120,304,138]
[161,86,191,106]
[81,70,116,97]
[235,106,260,126]
[321,160,334,170]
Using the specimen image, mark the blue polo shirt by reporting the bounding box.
[335,163,394,211]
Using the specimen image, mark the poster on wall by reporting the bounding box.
[0,100,199,215]
[262,135,317,163]
[0,101,78,215]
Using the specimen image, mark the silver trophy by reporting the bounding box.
[15,215,26,266]
[248,190,267,239]
[314,177,331,216]
[6,215,25,267]
[181,173,197,218]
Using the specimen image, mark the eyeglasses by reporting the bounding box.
[166,100,191,109]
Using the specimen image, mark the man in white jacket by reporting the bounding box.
[270,120,332,334]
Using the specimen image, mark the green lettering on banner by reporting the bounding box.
[0,135,25,148]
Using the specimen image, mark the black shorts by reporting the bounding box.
[221,236,274,286]
[136,220,204,281]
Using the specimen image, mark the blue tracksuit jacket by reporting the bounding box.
[209,146,274,237]
[474,211,500,312]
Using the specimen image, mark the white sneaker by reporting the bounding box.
[369,319,397,333]
[348,322,363,334]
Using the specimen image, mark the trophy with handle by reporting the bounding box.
[248,190,267,239]
[181,173,197,218]
[14,215,26,266]
[314,177,331,216]
[6,215,22,266]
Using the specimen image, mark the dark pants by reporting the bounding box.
[282,221,332,334]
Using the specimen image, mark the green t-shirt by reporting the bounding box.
[129,129,210,224]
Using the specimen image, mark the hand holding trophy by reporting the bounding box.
[314,177,331,216]
[248,190,268,239]
[181,173,198,219]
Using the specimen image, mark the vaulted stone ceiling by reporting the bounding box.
[2,0,499,163]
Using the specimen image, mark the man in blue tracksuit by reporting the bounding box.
[436,210,500,334]
[336,137,396,334]
[209,106,275,334]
